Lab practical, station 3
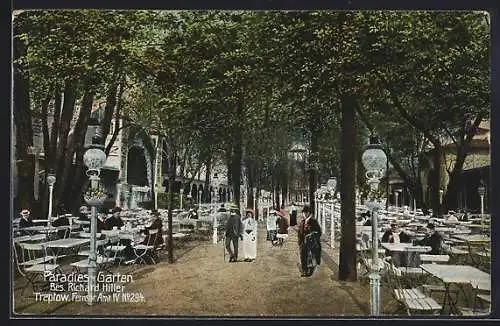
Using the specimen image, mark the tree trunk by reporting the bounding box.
[430,145,443,216]
[274,173,280,210]
[13,16,34,210]
[232,133,243,209]
[231,100,244,209]
[100,73,120,143]
[308,133,319,215]
[55,79,77,173]
[59,87,94,210]
[48,86,62,172]
[338,95,357,282]
[166,140,177,264]
[443,115,484,212]
[204,155,211,203]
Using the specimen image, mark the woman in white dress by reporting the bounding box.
[241,209,257,262]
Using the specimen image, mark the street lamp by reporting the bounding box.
[46,173,56,225]
[83,131,107,306]
[327,178,337,248]
[478,180,486,228]
[212,175,219,244]
[361,136,387,316]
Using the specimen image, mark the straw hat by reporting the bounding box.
[20,209,30,217]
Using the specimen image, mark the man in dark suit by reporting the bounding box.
[381,223,412,243]
[416,223,443,255]
[77,205,90,221]
[18,209,34,234]
[105,206,124,230]
[297,205,322,277]
[52,213,70,238]
[141,210,164,248]
[224,204,243,262]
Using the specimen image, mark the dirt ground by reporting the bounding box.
[13,225,380,317]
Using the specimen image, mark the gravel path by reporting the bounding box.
[13,225,372,317]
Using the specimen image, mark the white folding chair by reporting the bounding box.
[14,242,61,293]
[383,260,441,316]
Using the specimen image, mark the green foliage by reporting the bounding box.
[14,10,489,204]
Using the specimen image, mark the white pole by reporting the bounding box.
[330,201,335,248]
[34,153,39,201]
[253,188,256,216]
[480,195,485,228]
[315,195,319,219]
[87,174,99,306]
[321,199,326,232]
[395,192,399,213]
[48,184,54,223]
[213,188,218,244]
[116,182,121,208]
[367,176,382,316]
[154,190,158,210]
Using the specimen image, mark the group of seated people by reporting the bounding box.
[18,207,74,238]
[18,204,164,263]
[381,222,444,255]
[378,221,445,267]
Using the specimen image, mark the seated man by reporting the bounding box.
[105,206,124,230]
[52,213,70,238]
[18,209,34,235]
[416,223,443,255]
[381,223,412,266]
[141,210,164,248]
[381,223,411,243]
[77,205,90,221]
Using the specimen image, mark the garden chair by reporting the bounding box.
[383,260,441,316]
[13,242,61,293]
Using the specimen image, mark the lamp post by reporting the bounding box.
[83,131,107,306]
[212,175,219,244]
[478,180,486,229]
[361,136,387,316]
[327,178,337,248]
[252,187,257,220]
[46,173,56,225]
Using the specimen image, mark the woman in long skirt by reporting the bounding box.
[241,209,257,262]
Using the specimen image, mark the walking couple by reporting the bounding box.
[225,205,257,262]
